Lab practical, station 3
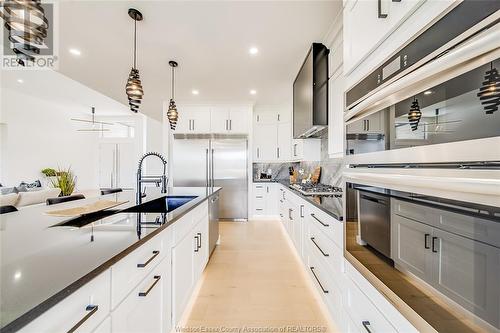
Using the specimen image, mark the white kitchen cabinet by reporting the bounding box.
[171,228,195,324]
[252,183,279,217]
[291,139,321,161]
[175,106,211,134]
[254,108,291,124]
[328,69,345,158]
[343,0,423,74]
[392,214,434,282]
[253,123,277,162]
[210,107,249,134]
[92,317,111,333]
[277,122,292,161]
[111,257,170,333]
[19,271,111,333]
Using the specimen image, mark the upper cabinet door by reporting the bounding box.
[228,107,249,134]
[210,107,230,134]
[253,123,277,162]
[175,106,211,134]
[277,122,292,161]
[328,69,345,158]
[343,0,423,74]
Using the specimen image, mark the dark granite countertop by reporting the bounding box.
[0,187,220,332]
[273,180,343,222]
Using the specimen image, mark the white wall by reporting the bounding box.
[1,88,100,190]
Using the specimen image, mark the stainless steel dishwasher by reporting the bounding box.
[208,192,219,256]
[359,191,391,258]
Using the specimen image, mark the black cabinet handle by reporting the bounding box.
[378,0,388,18]
[310,237,329,257]
[309,267,329,294]
[424,233,430,249]
[194,235,199,252]
[138,275,161,297]
[432,237,439,253]
[137,250,160,268]
[362,321,372,333]
[311,213,329,227]
[197,232,202,249]
[67,305,98,333]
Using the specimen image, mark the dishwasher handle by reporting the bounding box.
[360,194,388,205]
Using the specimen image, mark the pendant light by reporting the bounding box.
[0,0,49,66]
[125,8,144,113]
[408,97,422,131]
[167,60,179,130]
[477,62,499,114]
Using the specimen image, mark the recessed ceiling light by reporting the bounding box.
[192,90,199,95]
[250,89,257,95]
[423,90,433,95]
[69,48,81,56]
[249,47,259,55]
[17,79,23,84]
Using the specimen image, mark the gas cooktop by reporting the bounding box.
[289,183,342,197]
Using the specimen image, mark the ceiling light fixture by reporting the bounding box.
[17,79,23,83]
[167,60,179,130]
[408,97,422,131]
[0,0,49,66]
[249,47,259,55]
[477,62,499,114]
[69,48,81,56]
[250,89,257,95]
[423,90,433,95]
[125,8,144,113]
[192,89,199,95]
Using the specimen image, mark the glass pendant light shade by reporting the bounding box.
[167,61,179,130]
[167,99,178,130]
[477,62,499,114]
[126,68,143,113]
[125,8,144,113]
[0,0,49,66]
[408,98,422,131]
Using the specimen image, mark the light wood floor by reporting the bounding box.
[182,220,336,331]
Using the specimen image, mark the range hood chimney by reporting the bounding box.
[293,43,329,139]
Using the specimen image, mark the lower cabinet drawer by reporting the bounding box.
[111,233,166,309]
[308,255,340,303]
[19,270,111,333]
[307,207,343,249]
[343,278,397,333]
[111,257,170,333]
[308,220,343,277]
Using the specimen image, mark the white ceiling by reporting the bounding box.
[57,1,341,120]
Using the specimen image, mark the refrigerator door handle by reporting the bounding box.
[211,148,215,189]
[205,148,209,188]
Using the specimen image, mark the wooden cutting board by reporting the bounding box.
[311,167,321,184]
[45,200,128,217]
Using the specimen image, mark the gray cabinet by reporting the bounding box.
[392,206,500,328]
[392,214,433,282]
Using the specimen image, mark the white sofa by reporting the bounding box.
[0,188,62,208]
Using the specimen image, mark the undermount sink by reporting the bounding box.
[125,195,198,213]
[54,196,198,228]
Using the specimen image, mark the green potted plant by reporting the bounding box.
[41,168,57,177]
[49,167,77,196]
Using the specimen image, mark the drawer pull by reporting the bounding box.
[309,267,329,294]
[256,185,263,189]
[311,213,329,227]
[432,236,439,253]
[194,235,200,252]
[197,232,202,250]
[424,233,430,249]
[362,321,372,333]
[310,237,329,257]
[67,305,98,333]
[138,275,161,297]
[137,250,160,268]
[256,196,263,199]
[300,205,304,218]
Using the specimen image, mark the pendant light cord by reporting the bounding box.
[171,66,175,99]
[133,15,137,69]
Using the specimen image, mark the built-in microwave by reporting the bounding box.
[344,2,500,165]
[345,182,500,333]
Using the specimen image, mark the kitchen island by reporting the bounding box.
[0,187,220,333]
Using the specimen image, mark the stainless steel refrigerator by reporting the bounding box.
[172,135,248,221]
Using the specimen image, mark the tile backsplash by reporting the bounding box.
[253,131,344,186]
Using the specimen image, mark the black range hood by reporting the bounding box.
[293,43,329,138]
